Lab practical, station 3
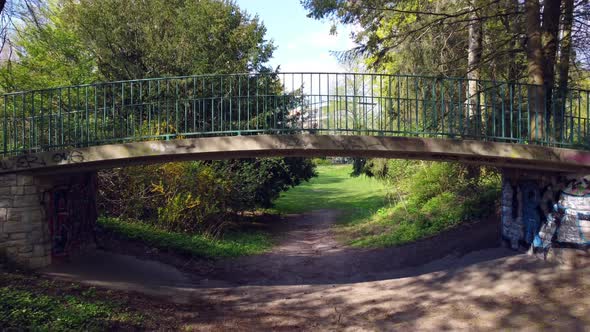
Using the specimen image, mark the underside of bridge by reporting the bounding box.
[0,134,589,268]
[1,135,590,174]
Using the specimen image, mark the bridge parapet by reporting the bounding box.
[2,73,589,156]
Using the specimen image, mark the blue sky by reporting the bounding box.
[234,0,355,73]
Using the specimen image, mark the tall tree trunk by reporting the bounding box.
[556,0,574,142]
[507,0,523,83]
[504,0,523,138]
[524,0,546,141]
[466,0,483,136]
[541,0,561,136]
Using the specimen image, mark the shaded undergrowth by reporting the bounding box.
[98,217,273,259]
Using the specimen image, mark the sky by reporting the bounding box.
[233,0,355,73]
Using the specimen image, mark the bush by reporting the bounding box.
[98,157,316,235]
[344,159,501,247]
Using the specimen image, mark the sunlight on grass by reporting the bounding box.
[273,165,389,224]
[273,163,500,249]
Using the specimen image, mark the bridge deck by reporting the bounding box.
[1,73,589,173]
[1,135,589,174]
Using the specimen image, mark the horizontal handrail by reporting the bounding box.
[2,72,589,156]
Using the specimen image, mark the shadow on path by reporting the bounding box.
[40,209,590,330]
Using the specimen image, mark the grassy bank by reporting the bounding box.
[98,217,273,258]
[274,164,500,248]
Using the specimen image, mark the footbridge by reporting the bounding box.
[1,72,589,268]
[1,72,590,172]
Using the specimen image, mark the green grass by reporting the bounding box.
[99,217,273,258]
[273,164,389,225]
[273,164,500,248]
[0,275,143,331]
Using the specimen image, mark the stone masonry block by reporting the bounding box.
[17,245,33,253]
[12,195,40,208]
[3,221,33,233]
[10,186,23,195]
[22,186,38,195]
[0,239,28,248]
[28,256,51,269]
[32,244,49,257]
[0,174,17,187]
[8,232,27,240]
[16,175,34,186]
[29,230,45,243]
[17,251,34,258]
[0,208,6,222]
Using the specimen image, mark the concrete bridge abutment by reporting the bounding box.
[0,172,97,269]
[501,169,590,257]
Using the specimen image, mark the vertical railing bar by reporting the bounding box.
[415,78,419,136]
[93,86,98,143]
[441,81,445,137]
[3,95,7,155]
[576,93,582,143]
[31,92,36,150]
[220,76,224,133]
[85,86,89,145]
[12,95,17,153]
[509,83,514,139]
[22,93,27,151]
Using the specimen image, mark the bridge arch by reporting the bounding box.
[0,134,590,175]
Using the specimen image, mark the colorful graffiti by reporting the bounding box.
[502,173,590,251]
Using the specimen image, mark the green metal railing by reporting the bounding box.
[2,72,590,156]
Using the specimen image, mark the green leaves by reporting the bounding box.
[0,286,141,331]
[0,2,98,92]
[63,0,275,79]
[1,0,276,91]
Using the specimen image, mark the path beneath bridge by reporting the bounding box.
[41,209,590,330]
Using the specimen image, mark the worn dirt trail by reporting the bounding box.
[44,210,590,331]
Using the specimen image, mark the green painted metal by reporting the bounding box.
[2,72,590,156]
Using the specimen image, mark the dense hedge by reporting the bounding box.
[98,158,316,234]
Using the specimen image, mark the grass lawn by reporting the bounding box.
[98,217,273,259]
[274,163,500,248]
[273,164,389,225]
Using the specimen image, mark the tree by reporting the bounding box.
[467,0,483,134]
[302,0,590,141]
[0,1,97,92]
[61,0,274,79]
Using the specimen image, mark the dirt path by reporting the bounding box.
[43,210,590,330]
[199,208,501,286]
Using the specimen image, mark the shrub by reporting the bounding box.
[98,157,316,235]
[344,159,502,247]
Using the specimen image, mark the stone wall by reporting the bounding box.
[0,172,97,269]
[0,174,51,268]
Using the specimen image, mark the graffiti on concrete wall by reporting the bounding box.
[503,174,590,250]
[0,150,85,171]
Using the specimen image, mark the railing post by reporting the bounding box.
[3,95,6,156]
